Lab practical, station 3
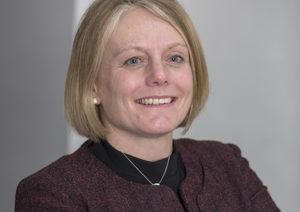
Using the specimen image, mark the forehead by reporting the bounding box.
[108,7,186,51]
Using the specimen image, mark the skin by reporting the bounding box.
[94,8,193,161]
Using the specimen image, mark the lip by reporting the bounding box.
[135,96,177,107]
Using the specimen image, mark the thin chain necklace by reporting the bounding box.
[122,152,171,186]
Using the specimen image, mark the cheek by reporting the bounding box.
[176,68,193,93]
[99,72,141,107]
[98,70,116,102]
[114,71,142,95]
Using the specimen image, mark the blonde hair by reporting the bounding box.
[64,0,209,141]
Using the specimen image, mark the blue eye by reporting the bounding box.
[169,55,183,63]
[124,57,141,65]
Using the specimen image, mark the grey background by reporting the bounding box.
[1,0,299,211]
[0,0,73,211]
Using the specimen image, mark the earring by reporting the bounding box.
[93,98,98,105]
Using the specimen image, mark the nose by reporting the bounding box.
[145,60,168,87]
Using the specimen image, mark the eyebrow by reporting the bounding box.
[113,42,188,57]
[166,42,188,51]
[113,46,145,57]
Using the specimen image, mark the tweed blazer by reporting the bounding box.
[15,139,280,211]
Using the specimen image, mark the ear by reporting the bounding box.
[92,84,100,105]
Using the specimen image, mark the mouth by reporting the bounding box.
[136,97,176,105]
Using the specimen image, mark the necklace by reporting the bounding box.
[122,152,171,186]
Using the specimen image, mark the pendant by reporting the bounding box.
[153,183,160,186]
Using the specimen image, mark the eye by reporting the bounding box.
[124,57,141,66]
[168,55,183,63]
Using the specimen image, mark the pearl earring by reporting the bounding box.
[93,98,98,105]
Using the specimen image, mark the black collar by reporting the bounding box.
[88,139,185,194]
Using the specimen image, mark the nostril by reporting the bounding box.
[145,63,169,86]
[146,74,168,86]
[153,80,168,86]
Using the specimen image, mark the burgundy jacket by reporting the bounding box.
[15,139,280,211]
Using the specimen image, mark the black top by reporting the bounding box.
[88,139,185,197]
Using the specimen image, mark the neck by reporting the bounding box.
[105,130,173,162]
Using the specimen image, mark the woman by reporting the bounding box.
[16,0,280,211]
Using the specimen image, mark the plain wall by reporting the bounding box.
[0,0,73,211]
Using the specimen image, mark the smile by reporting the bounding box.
[136,97,175,105]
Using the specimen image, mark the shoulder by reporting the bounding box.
[16,141,97,202]
[19,140,94,184]
[175,138,260,196]
[174,138,247,177]
[174,138,242,159]
[175,138,280,211]
[15,140,101,210]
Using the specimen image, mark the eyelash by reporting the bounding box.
[124,57,142,66]
[168,55,184,63]
[123,55,184,67]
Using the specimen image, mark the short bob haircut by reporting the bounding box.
[65,0,209,142]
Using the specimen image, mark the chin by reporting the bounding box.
[140,125,176,137]
[137,117,183,136]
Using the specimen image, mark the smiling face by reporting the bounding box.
[94,8,193,140]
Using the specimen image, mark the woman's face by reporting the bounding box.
[95,8,193,139]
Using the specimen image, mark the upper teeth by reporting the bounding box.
[137,98,173,105]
